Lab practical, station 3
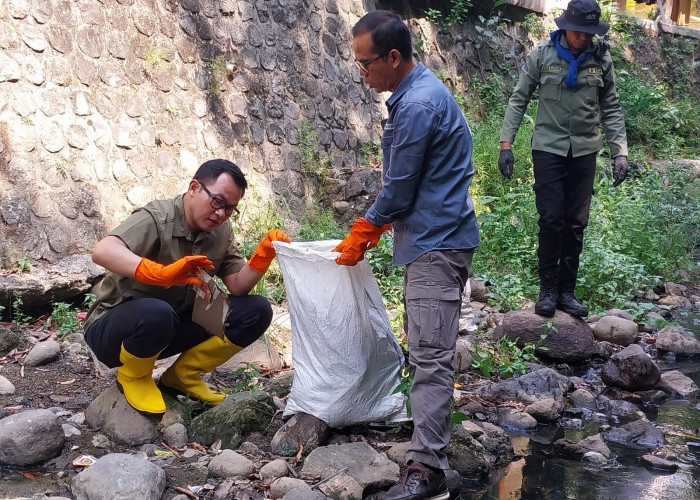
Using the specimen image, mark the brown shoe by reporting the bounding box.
[383,462,449,500]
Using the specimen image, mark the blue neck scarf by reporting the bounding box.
[550,29,592,88]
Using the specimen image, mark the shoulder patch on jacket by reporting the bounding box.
[542,65,561,73]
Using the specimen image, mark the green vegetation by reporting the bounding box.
[16,257,32,273]
[205,55,234,93]
[471,334,547,379]
[425,0,474,28]
[298,119,330,180]
[144,44,167,68]
[11,292,31,329]
[49,302,80,336]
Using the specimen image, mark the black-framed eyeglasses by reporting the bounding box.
[355,54,385,74]
[200,183,240,217]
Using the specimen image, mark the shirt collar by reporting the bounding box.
[386,63,426,108]
[173,194,192,238]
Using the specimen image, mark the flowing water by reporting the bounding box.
[462,310,700,500]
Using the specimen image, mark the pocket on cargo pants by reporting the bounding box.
[405,283,461,350]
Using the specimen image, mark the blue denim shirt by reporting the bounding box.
[365,63,480,266]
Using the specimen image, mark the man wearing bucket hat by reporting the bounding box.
[498,0,628,318]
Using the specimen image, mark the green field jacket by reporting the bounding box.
[500,36,628,158]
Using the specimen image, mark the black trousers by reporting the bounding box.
[532,149,597,293]
[85,295,272,368]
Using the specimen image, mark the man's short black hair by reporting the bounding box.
[352,10,412,61]
[194,159,248,195]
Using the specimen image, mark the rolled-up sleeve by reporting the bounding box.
[366,102,437,226]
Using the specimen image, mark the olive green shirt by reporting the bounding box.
[500,35,628,158]
[84,195,245,330]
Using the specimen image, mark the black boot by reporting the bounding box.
[535,289,557,317]
[384,462,449,500]
[556,292,588,317]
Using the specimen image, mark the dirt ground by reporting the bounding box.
[0,321,403,500]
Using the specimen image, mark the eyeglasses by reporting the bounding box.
[355,54,385,74]
[200,183,240,217]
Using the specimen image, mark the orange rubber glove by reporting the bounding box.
[248,229,291,274]
[334,217,391,266]
[134,255,214,288]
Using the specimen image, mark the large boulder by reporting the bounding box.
[445,424,490,477]
[496,308,594,363]
[476,367,572,405]
[71,453,166,500]
[0,409,65,466]
[593,316,638,346]
[85,385,158,445]
[655,326,700,356]
[601,344,660,391]
[189,391,275,449]
[301,442,399,491]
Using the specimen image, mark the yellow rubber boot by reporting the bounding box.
[159,336,242,405]
[116,344,166,415]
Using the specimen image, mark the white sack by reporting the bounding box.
[273,240,405,427]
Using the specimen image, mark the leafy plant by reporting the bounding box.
[49,302,80,336]
[11,292,31,328]
[359,140,382,167]
[471,334,546,379]
[298,119,330,180]
[520,13,545,39]
[16,257,32,273]
[83,293,97,310]
[424,0,473,28]
[227,362,263,393]
[392,366,413,418]
[296,206,344,242]
[144,44,167,68]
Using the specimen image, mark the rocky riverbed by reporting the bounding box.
[1,282,699,500]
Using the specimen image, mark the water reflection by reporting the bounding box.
[461,309,700,500]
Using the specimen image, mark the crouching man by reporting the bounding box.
[84,159,289,415]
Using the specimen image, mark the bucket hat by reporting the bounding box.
[554,0,609,36]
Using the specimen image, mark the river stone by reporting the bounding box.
[604,399,645,424]
[601,344,660,391]
[301,441,399,490]
[0,409,65,466]
[570,388,597,410]
[655,326,700,356]
[270,477,312,498]
[0,326,24,355]
[603,419,665,449]
[593,316,638,346]
[640,454,679,471]
[270,412,329,457]
[71,453,166,500]
[475,367,572,405]
[259,458,289,481]
[498,410,537,430]
[496,308,594,362]
[188,391,275,449]
[385,441,411,467]
[85,384,158,445]
[524,397,563,422]
[453,337,474,372]
[656,370,699,397]
[603,308,636,321]
[554,433,612,459]
[24,340,61,366]
[445,424,490,477]
[266,370,295,397]
[208,449,256,478]
[162,422,187,448]
[0,375,15,395]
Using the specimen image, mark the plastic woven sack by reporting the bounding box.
[273,240,405,427]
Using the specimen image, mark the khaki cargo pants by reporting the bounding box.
[403,249,472,469]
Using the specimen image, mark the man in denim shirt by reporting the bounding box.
[334,10,479,500]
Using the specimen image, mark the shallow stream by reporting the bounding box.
[463,310,700,500]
